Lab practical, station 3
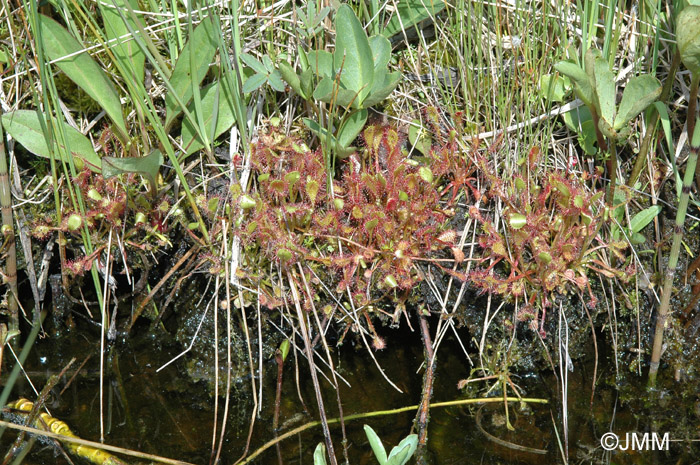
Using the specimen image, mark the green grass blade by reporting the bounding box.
[381,0,445,39]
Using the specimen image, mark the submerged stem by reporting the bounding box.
[648,114,700,387]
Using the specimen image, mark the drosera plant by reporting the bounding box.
[469,146,632,335]
[552,48,662,204]
[231,113,474,340]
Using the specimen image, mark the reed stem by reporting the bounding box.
[0,107,18,335]
[648,110,700,387]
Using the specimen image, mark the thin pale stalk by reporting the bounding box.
[0,108,18,334]
[648,115,700,387]
[286,271,337,465]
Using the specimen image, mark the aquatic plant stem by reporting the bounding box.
[239,397,549,464]
[415,313,435,464]
[648,115,700,387]
[0,106,18,335]
[273,348,284,465]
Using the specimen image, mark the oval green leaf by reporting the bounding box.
[102,148,162,190]
[164,16,218,128]
[181,76,238,155]
[368,35,391,72]
[613,74,661,130]
[2,110,101,172]
[677,5,700,74]
[278,61,304,97]
[387,434,418,465]
[554,61,593,107]
[38,14,127,142]
[313,443,327,465]
[629,205,662,234]
[334,5,374,103]
[363,425,388,464]
[592,55,615,125]
[337,109,368,148]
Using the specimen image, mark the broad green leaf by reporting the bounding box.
[2,110,101,172]
[242,73,267,93]
[562,105,596,155]
[336,87,362,108]
[382,0,445,39]
[386,434,418,465]
[554,61,593,107]
[304,117,336,144]
[631,232,647,244]
[539,73,570,102]
[307,50,334,78]
[337,109,367,148]
[300,66,314,98]
[181,76,238,155]
[164,17,218,128]
[592,55,615,125]
[363,425,388,464]
[363,70,401,107]
[677,5,700,74]
[278,61,305,97]
[101,0,145,83]
[102,149,162,191]
[268,70,286,92]
[368,35,391,72]
[263,55,275,73]
[614,75,661,130]
[584,48,600,85]
[312,77,361,108]
[241,53,267,75]
[629,205,662,234]
[313,443,327,465]
[334,5,374,103]
[313,77,335,101]
[38,14,127,142]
